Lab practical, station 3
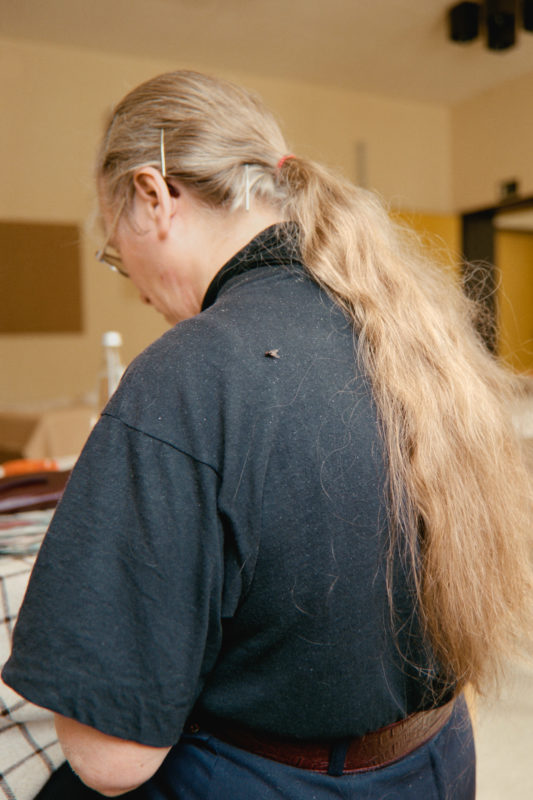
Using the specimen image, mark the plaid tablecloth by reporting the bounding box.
[0,556,64,799]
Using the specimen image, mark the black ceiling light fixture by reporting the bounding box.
[523,0,533,29]
[486,0,516,49]
[449,2,481,41]
[448,0,533,50]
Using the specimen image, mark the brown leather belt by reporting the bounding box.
[189,698,455,775]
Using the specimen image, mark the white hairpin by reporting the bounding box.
[244,164,250,212]
[160,129,166,177]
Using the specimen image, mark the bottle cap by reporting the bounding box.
[101,330,123,347]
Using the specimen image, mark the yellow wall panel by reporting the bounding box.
[392,211,462,277]
[496,230,533,374]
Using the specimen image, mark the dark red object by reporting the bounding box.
[0,470,71,514]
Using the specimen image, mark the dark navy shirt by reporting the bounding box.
[3,225,447,747]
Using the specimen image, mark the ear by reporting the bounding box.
[132,167,178,238]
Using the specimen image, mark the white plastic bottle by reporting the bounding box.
[98,330,125,410]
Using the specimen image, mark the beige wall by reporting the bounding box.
[451,70,533,212]
[1,36,454,405]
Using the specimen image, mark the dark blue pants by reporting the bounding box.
[35,697,475,799]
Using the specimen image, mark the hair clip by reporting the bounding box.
[160,129,167,177]
[244,164,250,212]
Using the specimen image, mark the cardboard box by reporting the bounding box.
[0,405,95,462]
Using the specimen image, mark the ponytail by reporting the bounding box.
[279,154,533,693]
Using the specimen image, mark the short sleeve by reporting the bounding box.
[2,413,225,747]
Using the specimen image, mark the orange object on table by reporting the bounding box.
[0,455,76,479]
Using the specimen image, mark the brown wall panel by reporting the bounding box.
[0,222,82,334]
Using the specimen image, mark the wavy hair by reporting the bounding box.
[97,70,533,696]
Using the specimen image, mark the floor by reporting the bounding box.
[475,658,533,798]
[474,402,533,798]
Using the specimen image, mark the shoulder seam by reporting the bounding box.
[101,412,222,478]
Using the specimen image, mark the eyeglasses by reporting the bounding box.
[95,196,129,278]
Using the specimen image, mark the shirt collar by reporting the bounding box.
[201,223,302,311]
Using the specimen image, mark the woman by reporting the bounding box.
[3,70,532,799]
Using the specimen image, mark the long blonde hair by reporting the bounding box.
[97,70,533,696]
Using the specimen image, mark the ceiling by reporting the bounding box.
[3,0,533,105]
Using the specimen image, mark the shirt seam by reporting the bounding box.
[101,412,259,599]
[101,411,222,478]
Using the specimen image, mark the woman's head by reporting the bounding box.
[97,70,289,219]
[96,70,293,322]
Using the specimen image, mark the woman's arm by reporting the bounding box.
[54,714,172,797]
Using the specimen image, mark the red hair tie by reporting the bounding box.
[277,154,295,170]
